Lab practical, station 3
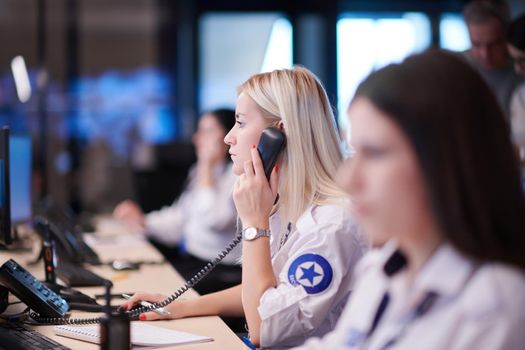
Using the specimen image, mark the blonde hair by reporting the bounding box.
[238,66,348,230]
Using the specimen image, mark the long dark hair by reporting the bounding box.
[354,49,525,269]
[201,108,235,161]
[206,108,236,135]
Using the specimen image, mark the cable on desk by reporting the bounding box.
[28,229,243,325]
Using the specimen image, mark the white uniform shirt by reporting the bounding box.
[257,204,369,349]
[511,82,525,147]
[144,161,241,264]
[295,241,525,350]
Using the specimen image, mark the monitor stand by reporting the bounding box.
[0,227,32,252]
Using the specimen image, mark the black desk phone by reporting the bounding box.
[33,215,101,266]
[0,259,69,318]
[1,127,286,325]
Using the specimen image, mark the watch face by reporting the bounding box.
[244,228,257,240]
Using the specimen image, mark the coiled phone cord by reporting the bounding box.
[29,230,243,325]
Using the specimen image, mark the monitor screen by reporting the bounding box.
[0,127,11,246]
[10,136,31,223]
[0,160,4,211]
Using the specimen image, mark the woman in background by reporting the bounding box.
[113,108,241,296]
[296,50,525,349]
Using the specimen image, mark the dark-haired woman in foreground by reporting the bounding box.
[295,50,525,349]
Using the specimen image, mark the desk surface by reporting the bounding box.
[0,230,246,350]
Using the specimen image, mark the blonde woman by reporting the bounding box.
[122,67,368,348]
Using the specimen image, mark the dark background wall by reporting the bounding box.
[0,0,523,215]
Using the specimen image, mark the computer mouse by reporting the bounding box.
[111,260,140,271]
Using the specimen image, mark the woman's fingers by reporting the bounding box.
[118,292,179,322]
[119,292,165,311]
[113,200,145,229]
[113,201,133,219]
[269,165,279,198]
[243,159,255,178]
[138,310,170,321]
[250,146,265,179]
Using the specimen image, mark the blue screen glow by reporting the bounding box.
[10,136,31,223]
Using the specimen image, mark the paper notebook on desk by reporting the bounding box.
[54,322,213,347]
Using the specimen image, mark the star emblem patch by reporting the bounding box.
[288,253,333,294]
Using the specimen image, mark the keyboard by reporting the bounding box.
[0,322,70,350]
[56,261,108,287]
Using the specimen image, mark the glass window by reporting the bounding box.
[260,18,293,73]
[199,13,292,111]
[440,13,470,52]
[337,13,431,133]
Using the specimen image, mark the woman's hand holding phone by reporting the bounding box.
[235,145,280,346]
[233,146,279,229]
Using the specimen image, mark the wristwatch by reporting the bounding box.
[242,227,271,241]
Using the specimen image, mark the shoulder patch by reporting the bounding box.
[287,253,333,294]
[345,328,367,347]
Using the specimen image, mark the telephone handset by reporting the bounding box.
[257,127,287,180]
[26,127,287,325]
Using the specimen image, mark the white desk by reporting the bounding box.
[0,231,246,349]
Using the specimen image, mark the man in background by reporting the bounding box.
[463,0,522,118]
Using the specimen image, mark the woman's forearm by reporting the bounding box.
[241,237,277,346]
[180,284,244,318]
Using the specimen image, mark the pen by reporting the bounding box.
[121,293,171,316]
[111,272,129,282]
[95,293,135,299]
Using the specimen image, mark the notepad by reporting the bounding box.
[54,322,213,347]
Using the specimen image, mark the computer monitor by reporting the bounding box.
[0,127,12,247]
[10,135,32,224]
